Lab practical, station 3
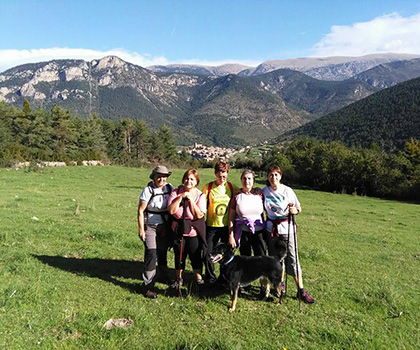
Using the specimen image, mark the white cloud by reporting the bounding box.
[312,12,420,57]
[0,48,170,73]
[0,47,260,73]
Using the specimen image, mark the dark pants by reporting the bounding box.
[239,229,266,256]
[173,236,202,271]
[264,231,301,277]
[204,226,229,282]
[143,223,170,286]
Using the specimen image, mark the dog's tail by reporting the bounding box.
[273,240,287,261]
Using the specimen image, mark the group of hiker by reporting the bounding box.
[137,161,315,304]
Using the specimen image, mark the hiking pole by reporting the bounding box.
[292,212,301,311]
[281,212,291,304]
[178,238,183,298]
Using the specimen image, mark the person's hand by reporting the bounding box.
[229,234,237,249]
[138,230,145,242]
[289,204,298,215]
[181,191,191,200]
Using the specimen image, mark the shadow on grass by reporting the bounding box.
[33,255,146,293]
[32,254,227,299]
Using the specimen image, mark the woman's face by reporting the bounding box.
[268,171,281,187]
[184,174,198,190]
[241,173,254,191]
[215,171,228,186]
[154,174,168,188]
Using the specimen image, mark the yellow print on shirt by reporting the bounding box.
[215,203,227,217]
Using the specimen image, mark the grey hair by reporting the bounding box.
[241,169,255,180]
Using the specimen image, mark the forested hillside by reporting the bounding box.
[280,77,420,150]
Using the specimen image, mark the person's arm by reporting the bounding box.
[167,189,182,215]
[288,188,302,215]
[228,206,237,248]
[137,199,148,241]
[201,183,209,200]
[187,191,204,219]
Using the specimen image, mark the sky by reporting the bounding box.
[1,0,420,72]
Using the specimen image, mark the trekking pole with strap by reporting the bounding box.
[281,212,291,303]
[292,212,301,311]
[177,197,187,297]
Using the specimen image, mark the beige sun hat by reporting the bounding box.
[149,165,172,179]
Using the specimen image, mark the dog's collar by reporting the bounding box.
[224,256,235,265]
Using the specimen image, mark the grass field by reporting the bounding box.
[1,166,419,349]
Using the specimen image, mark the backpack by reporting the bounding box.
[144,181,173,223]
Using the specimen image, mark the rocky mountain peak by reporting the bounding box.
[93,56,127,70]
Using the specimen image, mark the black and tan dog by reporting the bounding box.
[210,242,286,312]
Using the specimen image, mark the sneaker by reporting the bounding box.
[170,279,183,289]
[296,289,316,304]
[144,290,157,299]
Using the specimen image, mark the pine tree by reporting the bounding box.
[22,98,31,115]
[150,124,178,162]
[50,105,78,161]
[77,114,107,160]
[132,120,151,160]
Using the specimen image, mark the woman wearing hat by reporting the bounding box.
[138,165,174,299]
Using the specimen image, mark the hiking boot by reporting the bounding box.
[144,290,157,299]
[296,289,316,304]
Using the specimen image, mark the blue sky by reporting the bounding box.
[1,0,420,72]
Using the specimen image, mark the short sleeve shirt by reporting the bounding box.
[263,184,300,235]
[202,181,237,227]
[168,186,206,237]
[140,182,174,225]
[230,188,264,232]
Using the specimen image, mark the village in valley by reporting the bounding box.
[183,143,253,162]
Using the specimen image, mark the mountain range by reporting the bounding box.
[1,53,420,147]
[149,53,420,80]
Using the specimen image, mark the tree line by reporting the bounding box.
[235,137,420,201]
[0,99,199,167]
[2,100,420,201]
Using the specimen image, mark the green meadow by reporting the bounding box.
[1,166,419,349]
